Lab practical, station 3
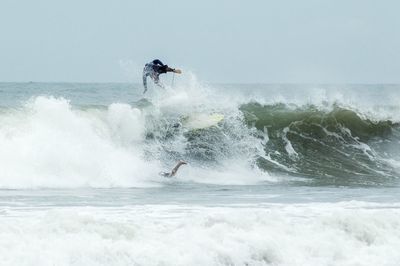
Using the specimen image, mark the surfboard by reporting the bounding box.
[132,98,153,109]
[183,113,224,129]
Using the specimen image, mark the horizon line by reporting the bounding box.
[0,81,399,86]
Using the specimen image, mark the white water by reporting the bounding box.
[0,96,160,188]
[0,93,271,188]
[1,202,399,266]
[0,82,400,266]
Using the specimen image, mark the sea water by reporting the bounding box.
[0,80,400,265]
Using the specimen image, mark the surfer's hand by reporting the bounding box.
[174,69,182,74]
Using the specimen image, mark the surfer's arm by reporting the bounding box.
[162,66,182,74]
[167,67,182,74]
[165,66,175,73]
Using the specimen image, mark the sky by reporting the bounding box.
[0,0,399,83]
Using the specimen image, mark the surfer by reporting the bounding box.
[142,59,182,93]
[159,160,187,178]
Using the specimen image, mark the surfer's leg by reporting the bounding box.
[143,72,149,93]
[170,160,187,177]
[159,161,187,178]
[153,74,164,89]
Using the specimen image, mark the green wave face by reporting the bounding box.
[240,103,400,185]
[141,98,400,186]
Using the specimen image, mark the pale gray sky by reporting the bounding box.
[0,0,399,83]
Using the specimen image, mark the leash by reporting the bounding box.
[171,72,175,87]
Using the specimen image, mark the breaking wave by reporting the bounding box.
[0,82,399,188]
[241,102,400,185]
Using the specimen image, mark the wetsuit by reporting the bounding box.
[142,59,175,93]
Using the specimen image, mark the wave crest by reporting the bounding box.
[240,102,399,184]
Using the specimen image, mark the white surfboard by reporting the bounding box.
[183,113,224,129]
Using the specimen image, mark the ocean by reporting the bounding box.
[0,79,399,265]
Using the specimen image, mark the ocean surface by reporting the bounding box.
[0,80,400,265]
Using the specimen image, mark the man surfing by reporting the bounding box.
[142,59,182,93]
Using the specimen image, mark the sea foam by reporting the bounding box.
[0,96,159,188]
[0,202,399,266]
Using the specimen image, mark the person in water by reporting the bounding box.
[160,160,187,177]
[142,59,182,93]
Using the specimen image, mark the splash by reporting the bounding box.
[0,97,159,188]
[0,81,399,188]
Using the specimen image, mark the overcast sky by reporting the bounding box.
[0,0,399,83]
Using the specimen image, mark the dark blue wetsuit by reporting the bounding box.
[142,59,175,93]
